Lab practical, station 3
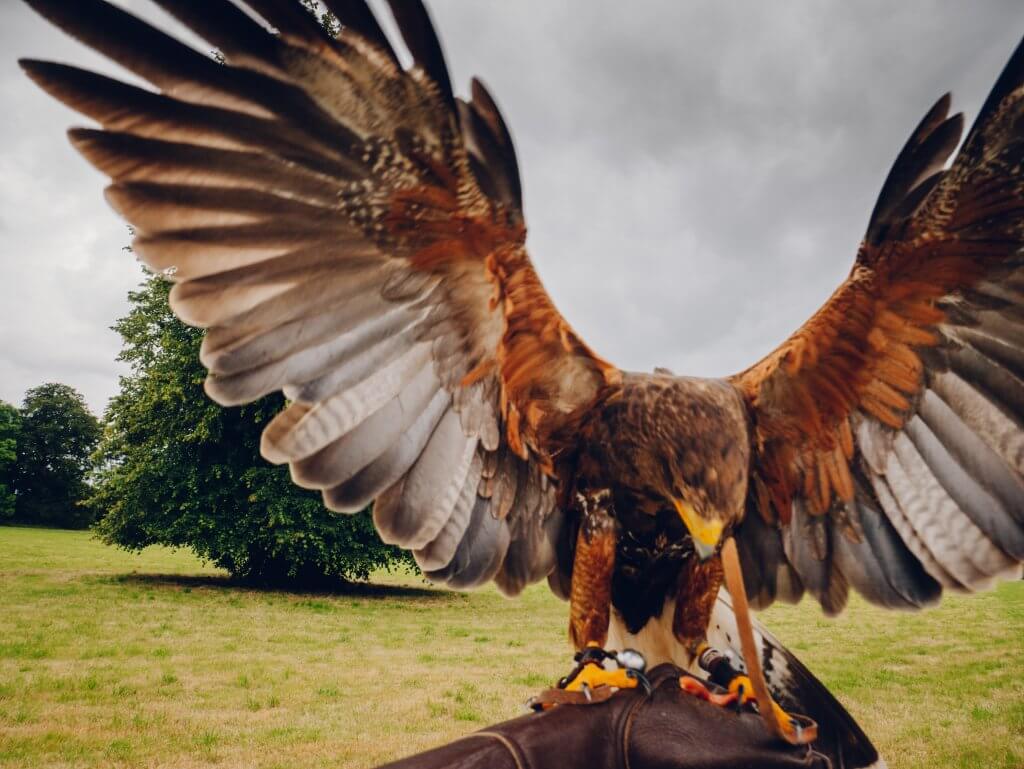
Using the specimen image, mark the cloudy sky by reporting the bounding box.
[0,1,1020,416]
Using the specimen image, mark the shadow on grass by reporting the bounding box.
[98,572,456,601]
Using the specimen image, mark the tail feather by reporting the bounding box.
[707,592,886,769]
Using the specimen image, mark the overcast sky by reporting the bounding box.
[1,1,1021,416]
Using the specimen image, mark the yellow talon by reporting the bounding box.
[728,674,756,704]
[727,675,802,741]
[564,662,639,692]
[772,701,797,735]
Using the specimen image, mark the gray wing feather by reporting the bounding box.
[21,0,563,594]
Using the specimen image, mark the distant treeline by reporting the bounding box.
[1,383,100,529]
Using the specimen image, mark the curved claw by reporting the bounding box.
[727,675,817,744]
[627,668,653,696]
[771,699,817,744]
[728,674,756,705]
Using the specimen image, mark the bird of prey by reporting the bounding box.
[20,0,1024,757]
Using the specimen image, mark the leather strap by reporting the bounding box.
[721,537,816,746]
[529,686,616,708]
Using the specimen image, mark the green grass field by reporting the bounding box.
[0,526,1021,769]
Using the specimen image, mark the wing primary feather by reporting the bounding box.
[944,332,1024,420]
[891,431,1017,579]
[459,98,517,211]
[866,93,957,243]
[322,0,400,65]
[968,35,1024,147]
[105,181,338,234]
[146,0,281,69]
[19,61,360,179]
[282,317,424,404]
[384,0,455,113]
[69,129,350,206]
[22,0,363,155]
[413,453,483,571]
[21,0,241,101]
[195,260,394,346]
[960,305,1024,350]
[952,326,1024,383]
[203,294,412,378]
[930,370,1024,477]
[261,342,431,464]
[783,501,847,616]
[324,390,449,513]
[470,78,523,212]
[917,388,1024,527]
[424,496,510,589]
[373,408,473,547]
[905,415,1024,560]
[236,0,335,46]
[290,362,441,489]
[836,492,942,609]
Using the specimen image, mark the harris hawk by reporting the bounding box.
[19,0,1024,760]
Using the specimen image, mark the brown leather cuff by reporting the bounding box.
[376,664,832,769]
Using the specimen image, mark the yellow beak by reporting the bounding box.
[674,499,723,561]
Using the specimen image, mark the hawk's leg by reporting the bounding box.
[559,488,644,696]
[569,488,616,651]
[672,553,725,666]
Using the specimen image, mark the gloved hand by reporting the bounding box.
[375,664,832,769]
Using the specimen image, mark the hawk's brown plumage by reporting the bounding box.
[20,0,1024,733]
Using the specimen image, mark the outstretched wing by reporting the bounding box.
[22,0,621,594]
[732,38,1024,614]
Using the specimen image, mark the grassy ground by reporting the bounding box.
[0,526,1021,769]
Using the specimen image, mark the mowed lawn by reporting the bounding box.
[0,526,1021,769]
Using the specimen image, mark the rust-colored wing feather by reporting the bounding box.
[21,0,619,594]
[732,38,1024,614]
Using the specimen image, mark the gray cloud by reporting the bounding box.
[0,0,1020,415]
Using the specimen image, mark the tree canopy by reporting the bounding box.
[12,383,100,529]
[91,276,411,584]
[0,400,20,521]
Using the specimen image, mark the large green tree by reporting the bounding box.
[13,383,101,529]
[0,400,20,520]
[91,276,410,584]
